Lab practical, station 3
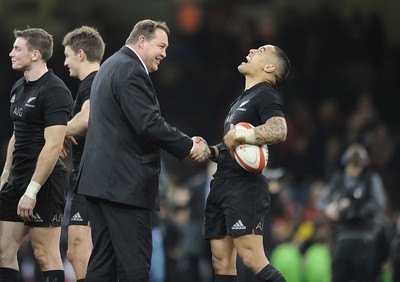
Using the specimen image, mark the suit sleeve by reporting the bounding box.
[119,67,193,160]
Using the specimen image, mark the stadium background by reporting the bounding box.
[0,0,399,281]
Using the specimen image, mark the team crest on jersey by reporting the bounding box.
[239,100,250,107]
[25,97,37,108]
[237,99,251,111]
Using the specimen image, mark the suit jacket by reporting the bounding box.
[76,46,193,210]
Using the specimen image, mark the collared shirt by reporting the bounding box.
[125,45,149,74]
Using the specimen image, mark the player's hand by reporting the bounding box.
[60,136,78,159]
[17,194,36,221]
[60,143,69,159]
[190,136,211,163]
[223,124,240,156]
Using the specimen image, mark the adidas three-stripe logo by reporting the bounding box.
[71,212,83,222]
[232,220,246,230]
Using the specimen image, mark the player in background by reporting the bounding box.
[61,26,105,282]
[0,27,73,282]
[205,44,290,282]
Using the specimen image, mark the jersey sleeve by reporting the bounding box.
[258,90,285,123]
[41,86,73,127]
[79,76,93,104]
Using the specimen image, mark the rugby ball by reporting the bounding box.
[234,122,269,173]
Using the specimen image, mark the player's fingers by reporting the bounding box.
[70,136,78,145]
[60,149,67,159]
[28,208,34,221]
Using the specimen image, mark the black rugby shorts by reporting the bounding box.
[68,193,90,226]
[0,168,68,227]
[204,174,270,239]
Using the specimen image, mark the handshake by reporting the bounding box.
[189,136,214,163]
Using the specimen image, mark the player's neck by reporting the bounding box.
[245,77,275,91]
[79,62,100,81]
[244,76,264,90]
[24,63,48,82]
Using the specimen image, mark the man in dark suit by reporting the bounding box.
[75,19,210,282]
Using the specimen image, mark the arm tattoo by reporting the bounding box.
[254,116,287,145]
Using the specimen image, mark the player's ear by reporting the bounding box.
[264,63,275,74]
[78,49,86,61]
[31,49,41,62]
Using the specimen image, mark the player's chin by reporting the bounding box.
[12,66,25,71]
[237,64,246,73]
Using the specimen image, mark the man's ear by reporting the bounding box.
[264,63,275,74]
[31,50,41,62]
[138,35,146,49]
[78,49,86,61]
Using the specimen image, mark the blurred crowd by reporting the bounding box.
[1,1,399,281]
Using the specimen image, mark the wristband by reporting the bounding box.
[235,128,256,144]
[209,146,216,159]
[24,180,42,200]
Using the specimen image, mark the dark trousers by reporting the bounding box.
[85,197,152,282]
[332,238,375,282]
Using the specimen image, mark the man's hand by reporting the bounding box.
[60,135,78,159]
[190,136,211,163]
[17,194,36,221]
[223,124,241,156]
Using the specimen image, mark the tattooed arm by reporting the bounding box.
[254,116,287,145]
[223,116,287,153]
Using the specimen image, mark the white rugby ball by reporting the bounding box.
[234,122,269,173]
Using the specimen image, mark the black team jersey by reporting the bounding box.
[71,71,97,173]
[215,82,285,178]
[9,69,73,184]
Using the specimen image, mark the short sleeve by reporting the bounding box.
[42,86,73,127]
[258,91,285,123]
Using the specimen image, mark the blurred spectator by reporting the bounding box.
[181,161,215,282]
[150,160,169,282]
[317,143,388,282]
[391,213,400,282]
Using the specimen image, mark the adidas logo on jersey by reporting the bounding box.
[232,220,246,230]
[71,212,83,222]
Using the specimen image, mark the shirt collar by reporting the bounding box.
[125,45,149,74]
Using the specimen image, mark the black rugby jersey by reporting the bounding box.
[9,70,73,184]
[71,71,96,172]
[215,82,285,178]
